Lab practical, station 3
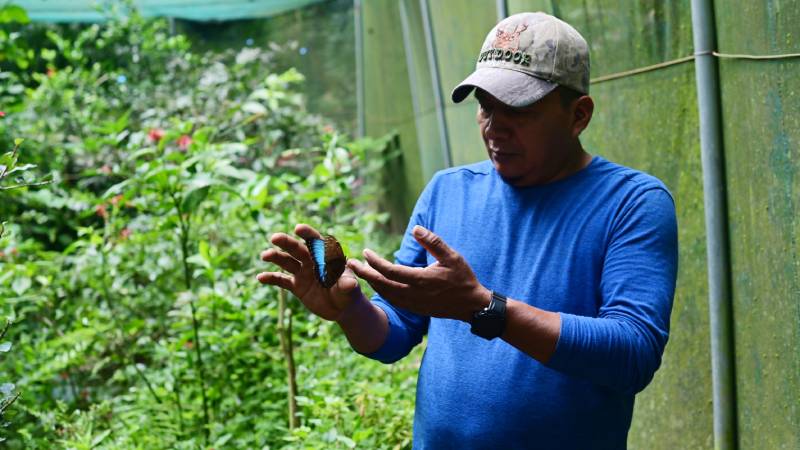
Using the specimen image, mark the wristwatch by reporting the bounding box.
[470,291,507,340]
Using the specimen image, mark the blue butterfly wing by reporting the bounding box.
[307,238,327,284]
[305,235,345,288]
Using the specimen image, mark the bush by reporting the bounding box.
[0,9,417,450]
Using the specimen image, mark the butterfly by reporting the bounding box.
[304,235,346,289]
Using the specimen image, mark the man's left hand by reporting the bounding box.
[347,225,490,322]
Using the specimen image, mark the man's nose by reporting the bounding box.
[483,112,511,140]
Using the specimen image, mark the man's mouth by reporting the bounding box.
[491,150,518,163]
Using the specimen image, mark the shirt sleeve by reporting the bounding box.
[546,187,679,394]
[357,178,435,364]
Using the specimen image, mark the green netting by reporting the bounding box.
[362,0,422,224]
[715,1,800,448]
[428,0,497,167]
[8,0,322,22]
[397,0,445,187]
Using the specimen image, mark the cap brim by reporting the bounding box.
[451,67,558,108]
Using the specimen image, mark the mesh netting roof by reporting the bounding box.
[11,0,323,22]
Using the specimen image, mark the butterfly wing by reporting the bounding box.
[322,235,346,288]
[305,235,346,289]
[306,238,327,286]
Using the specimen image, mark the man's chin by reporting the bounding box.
[492,162,526,185]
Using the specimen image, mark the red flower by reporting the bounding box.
[177,134,192,151]
[0,111,5,118]
[95,204,108,219]
[148,128,165,143]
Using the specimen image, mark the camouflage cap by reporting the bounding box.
[452,12,590,107]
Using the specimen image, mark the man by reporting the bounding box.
[258,11,678,450]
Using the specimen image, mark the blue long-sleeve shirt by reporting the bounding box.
[362,155,678,450]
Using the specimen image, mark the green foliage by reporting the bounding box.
[0,8,417,450]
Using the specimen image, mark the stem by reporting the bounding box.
[0,319,10,342]
[0,391,21,416]
[277,289,299,430]
[171,191,210,443]
[132,361,163,404]
[173,367,185,438]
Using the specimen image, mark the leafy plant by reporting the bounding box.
[0,7,418,450]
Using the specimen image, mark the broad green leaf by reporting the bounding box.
[91,429,111,447]
[242,101,267,115]
[180,184,211,213]
[102,179,132,199]
[11,276,31,296]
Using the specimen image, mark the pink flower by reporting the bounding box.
[100,165,112,175]
[110,194,124,207]
[177,134,192,151]
[120,228,132,240]
[148,128,165,143]
[0,111,5,118]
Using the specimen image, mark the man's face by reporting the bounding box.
[476,88,577,186]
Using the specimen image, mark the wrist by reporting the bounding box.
[469,289,508,340]
[460,285,492,322]
[334,290,370,325]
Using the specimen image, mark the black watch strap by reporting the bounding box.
[470,291,508,340]
[489,291,507,314]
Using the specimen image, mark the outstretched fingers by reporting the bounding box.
[270,232,312,266]
[347,258,408,297]
[295,223,322,240]
[261,248,302,274]
[363,249,423,285]
[412,226,459,266]
[256,271,294,291]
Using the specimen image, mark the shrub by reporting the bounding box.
[0,9,417,450]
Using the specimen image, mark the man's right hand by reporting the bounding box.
[257,223,361,322]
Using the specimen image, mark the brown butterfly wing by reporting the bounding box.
[321,235,346,288]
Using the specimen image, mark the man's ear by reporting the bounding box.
[571,95,594,138]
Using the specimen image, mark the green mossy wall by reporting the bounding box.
[715,1,800,448]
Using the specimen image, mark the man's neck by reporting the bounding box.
[548,148,592,183]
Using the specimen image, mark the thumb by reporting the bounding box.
[412,225,457,265]
[333,267,359,294]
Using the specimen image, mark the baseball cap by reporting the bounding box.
[451,12,590,107]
